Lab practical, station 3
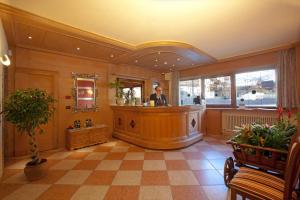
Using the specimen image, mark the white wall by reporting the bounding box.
[0,19,8,178]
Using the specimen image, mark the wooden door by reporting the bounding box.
[14,68,58,156]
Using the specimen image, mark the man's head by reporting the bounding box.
[155,86,162,96]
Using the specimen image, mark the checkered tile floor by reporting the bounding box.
[0,137,234,200]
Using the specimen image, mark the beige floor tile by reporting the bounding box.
[95,160,122,170]
[47,152,72,160]
[111,147,129,152]
[5,159,30,170]
[187,160,214,170]
[112,171,142,185]
[3,184,50,200]
[168,170,199,185]
[124,152,145,160]
[75,146,97,152]
[180,146,199,152]
[100,141,118,147]
[84,152,108,160]
[164,152,184,160]
[202,185,229,200]
[71,185,108,200]
[139,186,172,200]
[143,160,166,171]
[56,170,92,185]
[50,160,81,170]
[3,172,29,184]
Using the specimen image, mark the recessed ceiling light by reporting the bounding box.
[135,60,138,63]
[28,36,32,40]
[172,64,175,67]
[177,58,180,61]
[164,61,168,65]
[76,47,80,51]
[155,59,158,62]
[110,54,114,58]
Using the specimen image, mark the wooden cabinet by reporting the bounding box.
[66,124,109,150]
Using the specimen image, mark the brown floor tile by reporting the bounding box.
[144,152,164,160]
[0,183,23,199]
[104,186,139,200]
[84,171,116,185]
[128,146,145,152]
[66,152,89,160]
[73,160,100,170]
[31,170,67,184]
[183,152,205,160]
[0,169,22,182]
[94,146,113,152]
[119,160,143,170]
[193,170,224,185]
[171,186,208,200]
[141,171,169,185]
[165,160,190,170]
[37,184,80,200]
[104,153,126,160]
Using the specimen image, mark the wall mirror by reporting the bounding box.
[72,72,98,112]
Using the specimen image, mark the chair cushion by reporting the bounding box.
[230,167,298,200]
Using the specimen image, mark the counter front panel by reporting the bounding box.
[111,105,205,149]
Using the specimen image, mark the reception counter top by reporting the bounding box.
[111,105,205,149]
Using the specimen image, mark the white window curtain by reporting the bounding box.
[276,48,299,109]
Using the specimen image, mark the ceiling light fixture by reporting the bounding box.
[177,58,180,61]
[28,36,32,40]
[172,64,175,67]
[0,54,11,66]
[164,61,168,65]
[110,54,114,58]
[135,60,138,63]
[76,47,80,51]
[155,59,158,62]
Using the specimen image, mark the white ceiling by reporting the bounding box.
[1,0,300,59]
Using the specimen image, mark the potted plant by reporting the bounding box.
[109,80,124,105]
[2,88,55,181]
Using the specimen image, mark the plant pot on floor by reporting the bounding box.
[24,158,48,181]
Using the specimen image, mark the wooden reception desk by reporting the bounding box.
[111,105,205,149]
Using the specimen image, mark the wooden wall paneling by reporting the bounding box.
[3,47,164,158]
[205,109,222,135]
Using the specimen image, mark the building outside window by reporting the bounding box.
[235,69,277,107]
[179,79,201,105]
[204,76,231,105]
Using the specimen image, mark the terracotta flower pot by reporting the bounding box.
[24,158,48,181]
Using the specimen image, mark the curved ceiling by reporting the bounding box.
[1,0,300,59]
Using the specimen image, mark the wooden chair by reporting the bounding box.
[229,135,300,200]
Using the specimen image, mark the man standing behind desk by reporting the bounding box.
[150,86,168,106]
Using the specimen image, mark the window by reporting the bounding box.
[204,76,231,105]
[235,69,277,107]
[179,79,201,105]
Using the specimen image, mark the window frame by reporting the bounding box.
[179,65,278,109]
[179,78,202,106]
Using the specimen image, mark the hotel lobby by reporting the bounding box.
[0,1,299,200]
